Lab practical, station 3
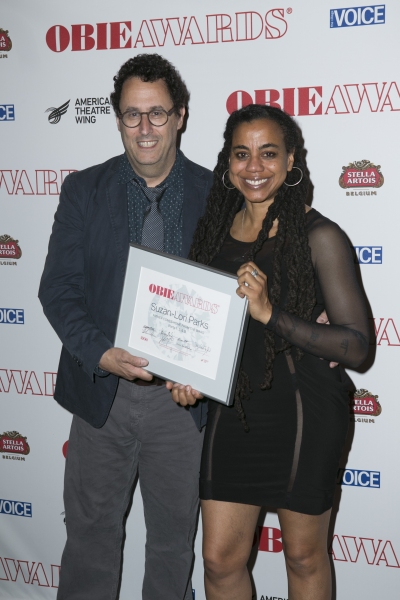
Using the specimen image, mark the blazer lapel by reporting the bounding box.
[106,159,129,276]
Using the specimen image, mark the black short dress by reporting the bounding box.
[199,209,369,515]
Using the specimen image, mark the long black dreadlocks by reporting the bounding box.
[189,105,316,429]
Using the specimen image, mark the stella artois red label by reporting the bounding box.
[0,29,12,52]
[0,431,30,455]
[350,389,382,417]
[339,160,384,189]
[0,235,22,259]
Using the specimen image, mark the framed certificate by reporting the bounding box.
[114,244,249,405]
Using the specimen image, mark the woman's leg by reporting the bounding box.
[277,508,332,600]
[201,499,261,600]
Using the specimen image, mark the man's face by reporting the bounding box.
[117,77,184,185]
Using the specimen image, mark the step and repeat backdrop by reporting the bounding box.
[1,1,399,598]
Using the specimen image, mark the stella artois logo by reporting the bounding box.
[0,29,12,52]
[0,431,30,455]
[350,389,382,417]
[0,235,22,259]
[339,160,384,189]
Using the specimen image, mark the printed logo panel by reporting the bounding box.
[354,247,382,264]
[0,499,32,517]
[0,431,30,461]
[339,160,384,189]
[226,81,400,115]
[0,105,14,121]
[0,309,24,324]
[337,468,381,487]
[0,29,12,57]
[330,5,385,28]
[45,10,291,52]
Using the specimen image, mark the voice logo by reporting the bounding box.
[373,318,400,346]
[0,370,57,396]
[45,9,290,53]
[329,535,399,567]
[0,499,32,518]
[0,105,15,121]
[0,169,77,196]
[0,557,60,588]
[354,247,382,264]
[337,468,380,488]
[330,5,385,28]
[0,309,24,324]
[226,81,400,115]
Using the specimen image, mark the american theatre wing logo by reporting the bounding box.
[45,100,70,124]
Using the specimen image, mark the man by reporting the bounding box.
[39,54,213,600]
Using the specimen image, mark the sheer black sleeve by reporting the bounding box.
[266,217,369,368]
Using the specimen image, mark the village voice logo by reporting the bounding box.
[0,431,30,461]
[339,160,384,196]
[330,5,385,28]
[0,29,12,59]
[45,99,70,124]
[0,498,32,517]
[0,234,22,266]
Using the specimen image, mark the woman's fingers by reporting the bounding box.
[169,383,203,406]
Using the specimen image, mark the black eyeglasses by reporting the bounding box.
[118,107,176,128]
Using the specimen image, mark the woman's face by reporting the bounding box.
[228,118,294,204]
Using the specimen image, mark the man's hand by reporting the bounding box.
[165,381,203,406]
[99,347,152,381]
[316,311,339,368]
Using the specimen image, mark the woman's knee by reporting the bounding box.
[283,541,328,577]
[203,545,248,581]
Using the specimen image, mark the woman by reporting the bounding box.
[168,104,369,600]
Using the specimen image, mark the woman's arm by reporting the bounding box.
[266,220,369,368]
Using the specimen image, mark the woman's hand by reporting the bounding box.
[236,261,273,325]
[165,381,204,406]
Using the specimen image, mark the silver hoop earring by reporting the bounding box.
[222,169,235,190]
[283,167,303,187]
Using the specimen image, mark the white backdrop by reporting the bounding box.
[1,1,399,598]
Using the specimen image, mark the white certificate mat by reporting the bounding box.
[115,245,249,405]
[128,267,231,380]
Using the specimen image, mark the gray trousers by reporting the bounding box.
[57,379,204,600]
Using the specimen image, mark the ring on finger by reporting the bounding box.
[251,268,258,278]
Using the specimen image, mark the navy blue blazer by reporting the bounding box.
[39,153,213,429]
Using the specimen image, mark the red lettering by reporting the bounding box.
[282,88,295,116]
[258,527,283,553]
[110,21,132,50]
[181,16,205,45]
[236,12,264,42]
[96,23,108,50]
[265,8,288,39]
[206,14,234,43]
[150,18,187,46]
[226,90,253,114]
[134,20,156,48]
[46,25,70,52]
[255,89,281,108]
[71,24,95,52]
[298,86,323,116]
